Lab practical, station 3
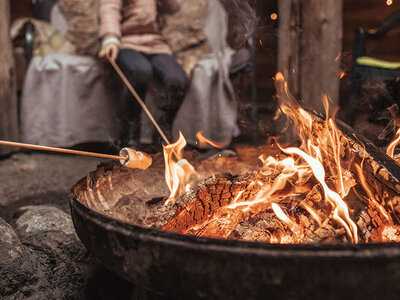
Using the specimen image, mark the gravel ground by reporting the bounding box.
[0,152,106,220]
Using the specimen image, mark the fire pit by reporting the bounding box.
[70,155,400,299]
[70,75,400,299]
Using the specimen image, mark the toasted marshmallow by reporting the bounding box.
[119,148,152,170]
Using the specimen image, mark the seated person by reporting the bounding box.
[98,0,189,147]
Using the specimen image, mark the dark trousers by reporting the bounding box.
[116,49,188,142]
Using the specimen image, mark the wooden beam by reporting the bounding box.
[0,0,19,156]
[278,0,343,114]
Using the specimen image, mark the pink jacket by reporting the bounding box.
[99,0,180,55]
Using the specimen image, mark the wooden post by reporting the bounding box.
[0,0,19,156]
[277,0,301,99]
[278,0,343,114]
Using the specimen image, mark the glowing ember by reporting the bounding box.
[271,203,302,235]
[281,146,358,243]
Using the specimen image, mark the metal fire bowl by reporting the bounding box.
[70,163,400,300]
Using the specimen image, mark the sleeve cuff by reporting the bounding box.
[102,36,121,47]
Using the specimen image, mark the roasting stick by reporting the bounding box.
[0,58,169,170]
[0,140,153,169]
[0,60,180,167]
[0,140,127,161]
[0,60,174,169]
[108,58,171,145]
[108,59,191,169]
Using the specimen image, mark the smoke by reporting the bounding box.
[352,79,400,146]
[219,0,258,48]
[359,79,394,114]
[358,79,398,128]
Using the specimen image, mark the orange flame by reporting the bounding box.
[162,72,400,244]
[200,72,360,242]
[163,132,196,205]
[271,203,302,235]
[273,73,360,242]
[196,131,228,149]
[387,128,400,158]
[335,52,341,62]
[281,146,358,243]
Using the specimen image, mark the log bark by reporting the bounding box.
[277,0,301,98]
[278,0,343,114]
[162,173,263,234]
[0,0,19,156]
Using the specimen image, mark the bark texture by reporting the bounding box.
[162,173,262,234]
[278,0,343,114]
[0,0,18,155]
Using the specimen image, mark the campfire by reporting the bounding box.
[158,72,400,244]
[73,73,400,246]
[68,73,400,299]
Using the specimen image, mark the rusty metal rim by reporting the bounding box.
[70,195,400,258]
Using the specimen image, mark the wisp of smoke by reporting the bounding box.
[220,0,258,48]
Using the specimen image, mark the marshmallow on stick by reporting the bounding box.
[119,148,152,170]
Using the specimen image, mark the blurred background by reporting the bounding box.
[5,0,400,150]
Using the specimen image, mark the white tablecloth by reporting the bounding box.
[20,54,119,147]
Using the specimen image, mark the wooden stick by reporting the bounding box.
[108,58,171,145]
[0,140,127,161]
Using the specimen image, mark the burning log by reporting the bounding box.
[160,168,389,244]
[162,173,264,235]
[72,73,400,245]
[72,122,400,245]
[158,73,400,244]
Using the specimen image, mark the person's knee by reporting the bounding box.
[128,63,153,86]
[117,51,153,86]
[164,71,189,92]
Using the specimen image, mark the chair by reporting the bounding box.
[19,0,258,148]
[346,11,400,126]
[144,0,258,147]
[16,0,119,148]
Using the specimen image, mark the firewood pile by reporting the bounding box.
[77,138,400,245]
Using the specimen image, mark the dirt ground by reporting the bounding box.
[0,151,106,221]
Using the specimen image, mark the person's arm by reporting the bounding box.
[158,0,181,15]
[99,0,122,39]
[98,0,122,60]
